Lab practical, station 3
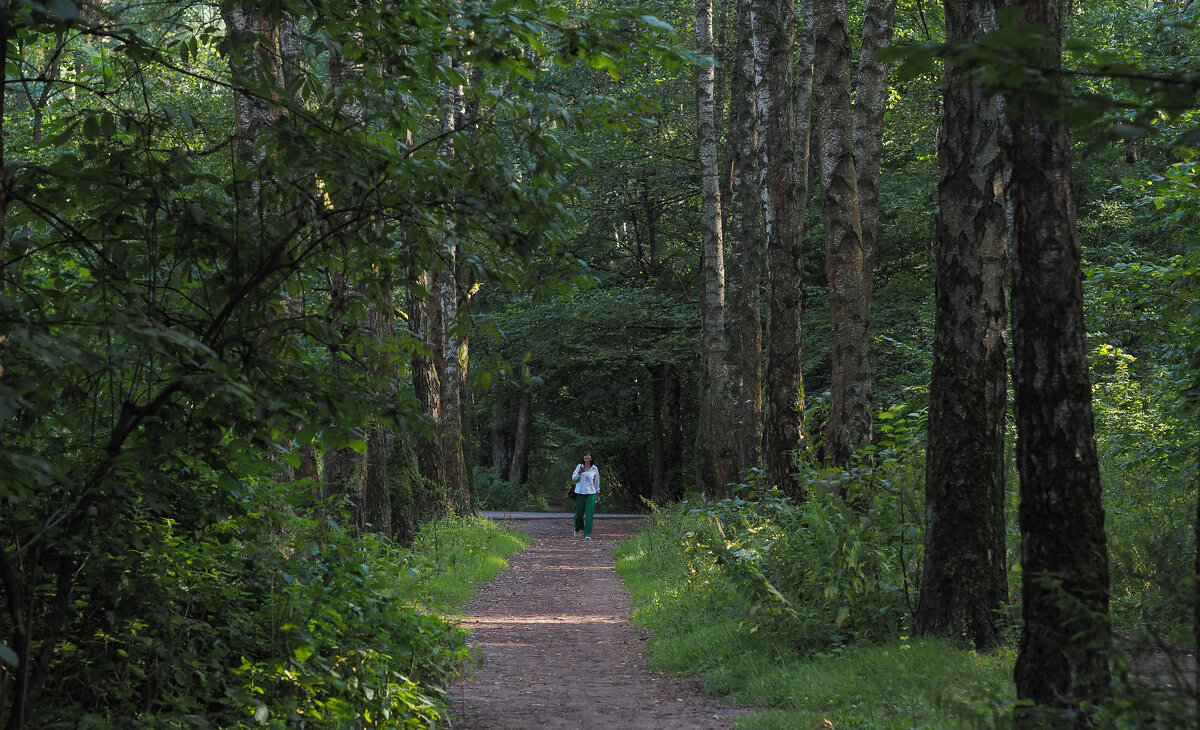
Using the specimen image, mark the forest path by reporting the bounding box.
[449,515,744,729]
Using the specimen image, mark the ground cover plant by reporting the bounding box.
[615,501,1015,729]
[4,494,526,729]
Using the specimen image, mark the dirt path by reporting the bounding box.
[449,515,743,729]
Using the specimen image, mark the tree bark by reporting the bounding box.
[1,14,10,310]
[438,52,472,514]
[319,43,398,535]
[814,0,872,468]
[1194,437,1199,682]
[695,0,735,495]
[914,0,1009,650]
[222,7,285,220]
[388,428,429,546]
[663,363,684,501]
[509,387,532,486]
[438,240,470,512]
[1004,0,1111,720]
[489,378,512,481]
[853,0,898,281]
[652,364,667,500]
[409,268,447,497]
[724,0,765,477]
[759,0,813,497]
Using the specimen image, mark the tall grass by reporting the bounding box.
[411,514,532,607]
[616,505,1015,729]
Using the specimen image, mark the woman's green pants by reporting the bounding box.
[573,493,596,537]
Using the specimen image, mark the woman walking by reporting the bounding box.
[571,451,600,539]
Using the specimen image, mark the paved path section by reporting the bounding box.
[450,515,742,729]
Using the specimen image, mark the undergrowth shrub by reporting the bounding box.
[27,485,521,729]
[471,466,550,512]
[682,405,926,655]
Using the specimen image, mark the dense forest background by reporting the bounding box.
[1,0,1198,727]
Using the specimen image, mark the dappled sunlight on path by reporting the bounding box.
[450,516,742,729]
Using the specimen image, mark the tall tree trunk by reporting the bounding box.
[320,44,396,535]
[409,268,448,499]
[914,0,1009,650]
[652,364,667,501]
[759,0,813,497]
[359,286,397,533]
[695,0,734,494]
[223,7,284,166]
[715,0,732,225]
[725,0,764,476]
[509,387,532,486]
[1194,437,1199,681]
[489,378,512,481]
[1,13,10,305]
[1004,0,1111,720]
[388,428,429,546]
[663,363,684,501]
[438,242,470,512]
[852,0,898,281]
[814,0,872,468]
[437,50,472,514]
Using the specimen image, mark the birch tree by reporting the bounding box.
[724,0,765,477]
[813,0,872,469]
[1003,0,1112,719]
[757,0,815,496]
[853,0,898,280]
[914,0,1009,650]
[695,0,735,493]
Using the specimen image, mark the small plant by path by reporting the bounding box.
[451,517,743,729]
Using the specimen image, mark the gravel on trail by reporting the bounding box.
[449,514,744,729]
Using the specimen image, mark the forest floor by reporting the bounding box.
[449,512,745,729]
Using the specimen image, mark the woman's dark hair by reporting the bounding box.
[582,450,595,465]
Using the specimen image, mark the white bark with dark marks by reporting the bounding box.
[814,0,872,468]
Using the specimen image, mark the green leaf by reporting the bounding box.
[639,15,674,34]
[82,114,100,140]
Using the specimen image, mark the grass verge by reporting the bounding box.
[614,512,1015,729]
[410,514,532,607]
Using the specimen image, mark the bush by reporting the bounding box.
[472,466,551,512]
[14,486,529,729]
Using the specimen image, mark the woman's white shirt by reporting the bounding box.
[572,464,600,494]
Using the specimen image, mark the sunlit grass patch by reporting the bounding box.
[411,515,532,607]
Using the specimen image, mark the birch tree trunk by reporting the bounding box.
[758,0,814,497]
[437,69,472,514]
[1004,0,1111,720]
[914,0,1009,650]
[724,0,765,477]
[695,0,735,494]
[814,0,872,468]
[852,0,898,280]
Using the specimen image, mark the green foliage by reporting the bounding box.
[1,0,686,725]
[409,514,533,608]
[667,406,927,656]
[24,500,449,728]
[615,506,1013,729]
[472,286,699,506]
[470,466,550,512]
[1,491,525,729]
